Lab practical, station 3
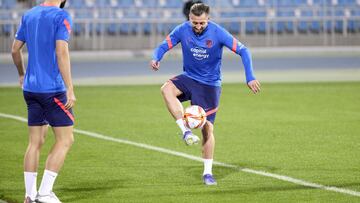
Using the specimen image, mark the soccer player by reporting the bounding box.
[11,0,75,202]
[150,3,260,185]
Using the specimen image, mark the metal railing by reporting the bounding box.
[1,6,360,52]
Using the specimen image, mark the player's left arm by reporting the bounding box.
[219,27,260,94]
[56,11,76,109]
[11,40,25,87]
[12,15,26,87]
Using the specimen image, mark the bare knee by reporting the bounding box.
[28,135,46,150]
[161,81,180,98]
[60,134,74,149]
[202,121,214,140]
[160,82,172,97]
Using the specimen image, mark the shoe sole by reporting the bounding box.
[185,137,199,145]
[204,182,217,185]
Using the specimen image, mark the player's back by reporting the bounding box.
[22,6,61,56]
[17,4,72,93]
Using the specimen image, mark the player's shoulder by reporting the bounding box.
[54,9,72,25]
[22,5,41,19]
[208,21,225,32]
[55,9,71,19]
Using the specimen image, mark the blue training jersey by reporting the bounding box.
[15,3,72,93]
[153,21,255,86]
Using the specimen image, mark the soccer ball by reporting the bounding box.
[183,105,207,129]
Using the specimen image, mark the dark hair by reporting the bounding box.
[183,0,203,20]
[190,3,210,17]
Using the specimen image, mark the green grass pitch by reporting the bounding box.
[0,82,360,202]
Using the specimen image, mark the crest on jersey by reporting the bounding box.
[206,40,213,48]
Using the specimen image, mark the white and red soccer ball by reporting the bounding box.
[183,105,207,129]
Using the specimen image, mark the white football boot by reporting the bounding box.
[36,192,62,203]
[183,131,200,145]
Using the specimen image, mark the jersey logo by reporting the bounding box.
[191,47,209,60]
[206,40,213,48]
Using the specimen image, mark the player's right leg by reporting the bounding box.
[44,126,74,173]
[160,80,184,120]
[160,77,199,145]
[36,91,74,203]
[36,126,73,203]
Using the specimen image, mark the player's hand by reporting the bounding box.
[65,88,76,109]
[150,60,160,71]
[19,75,24,88]
[247,80,261,94]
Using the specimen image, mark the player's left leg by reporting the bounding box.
[201,121,217,185]
[191,84,220,185]
[24,125,48,202]
[23,91,50,202]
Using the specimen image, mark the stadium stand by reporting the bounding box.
[1,0,360,51]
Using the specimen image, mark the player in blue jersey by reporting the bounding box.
[11,1,74,202]
[150,3,260,186]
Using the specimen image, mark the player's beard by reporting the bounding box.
[60,0,67,8]
[193,27,204,34]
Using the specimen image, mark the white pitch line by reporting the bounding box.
[1,112,360,197]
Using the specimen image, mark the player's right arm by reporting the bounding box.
[150,24,183,71]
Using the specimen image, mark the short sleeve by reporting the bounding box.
[15,15,26,42]
[55,11,73,42]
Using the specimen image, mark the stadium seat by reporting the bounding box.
[219,11,241,34]
[312,0,334,5]
[73,10,94,35]
[315,9,332,33]
[139,10,172,35]
[348,9,360,32]
[239,0,259,7]
[119,10,139,35]
[276,10,295,33]
[256,11,267,34]
[220,0,235,8]
[1,0,16,9]
[334,9,345,33]
[96,10,117,35]
[142,0,157,8]
[298,10,313,33]
[202,0,216,7]
[338,0,357,6]
[160,0,183,8]
[69,0,86,8]
[117,0,134,8]
[0,11,14,36]
[243,12,256,34]
[96,0,111,8]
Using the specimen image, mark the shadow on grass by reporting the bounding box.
[185,164,237,183]
[0,194,18,203]
[58,178,129,202]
